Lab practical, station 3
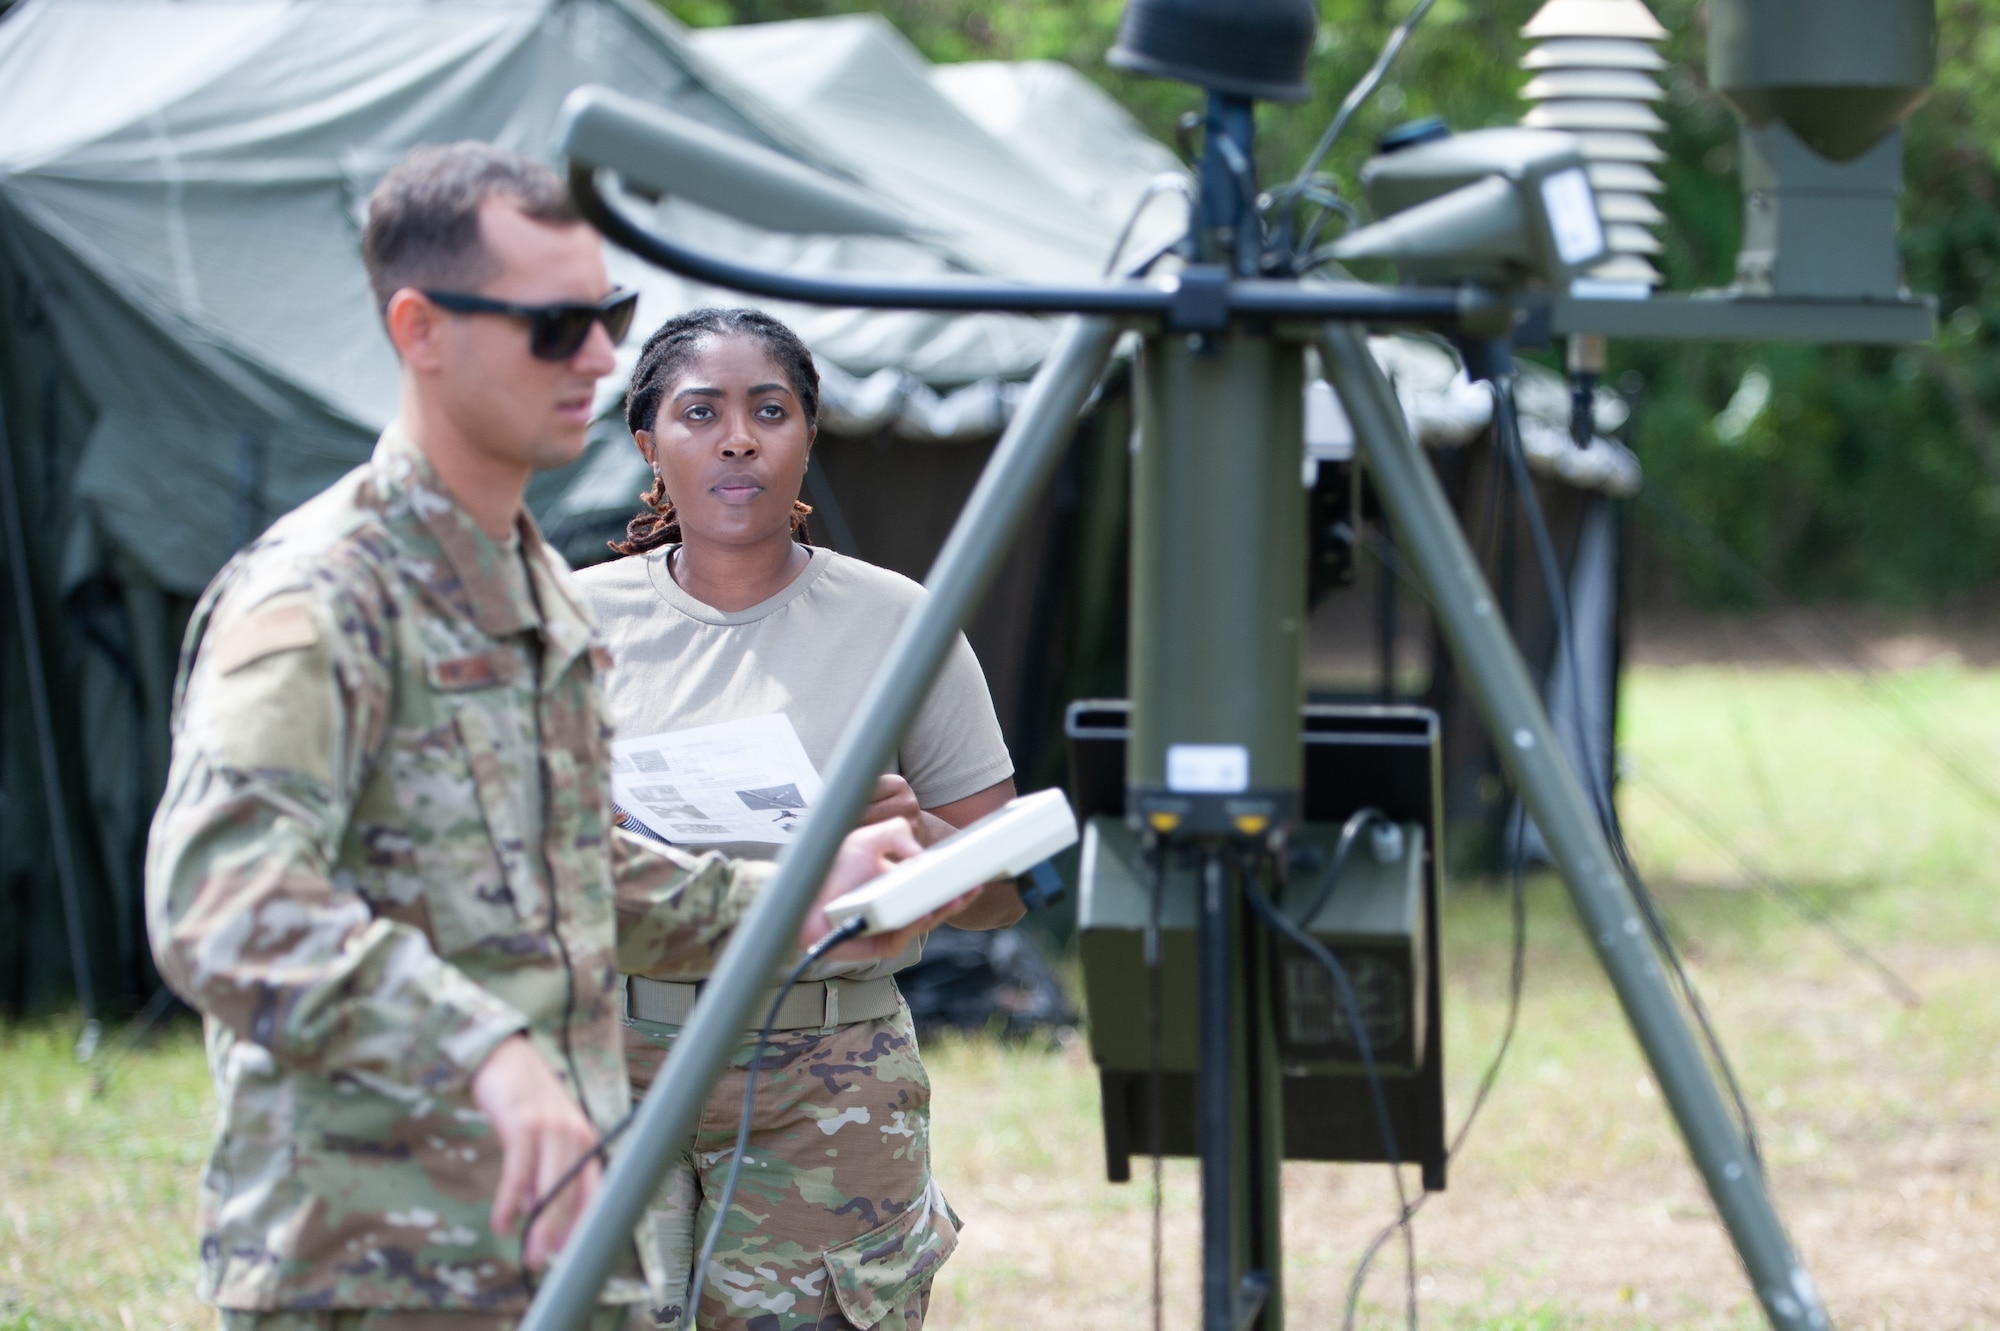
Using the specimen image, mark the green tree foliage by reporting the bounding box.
[661,0,2000,607]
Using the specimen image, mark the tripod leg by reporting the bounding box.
[519,315,1120,1331]
[1319,323,1828,1331]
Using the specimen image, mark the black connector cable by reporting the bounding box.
[518,916,869,1300]
[1246,882,1414,1331]
[1300,806,1392,926]
[1272,0,1441,269]
[1489,383,1765,1170]
[1340,803,1531,1324]
[687,915,870,1311]
[1340,437,1537,1319]
[1142,840,1168,1331]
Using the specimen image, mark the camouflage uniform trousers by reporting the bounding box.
[220,1311,645,1329]
[625,993,959,1331]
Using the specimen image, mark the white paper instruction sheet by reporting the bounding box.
[609,712,824,846]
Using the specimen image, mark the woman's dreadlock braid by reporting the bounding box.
[612,307,821,557]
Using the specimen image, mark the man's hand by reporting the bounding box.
[471,1034,602,1270]
[797,818,973,961]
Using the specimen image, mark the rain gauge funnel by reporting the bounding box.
[1707,0,1935,299]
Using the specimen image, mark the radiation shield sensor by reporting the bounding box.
[820,788,1079,934]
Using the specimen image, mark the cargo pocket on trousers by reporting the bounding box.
[639,1160,698,1331]
[820,1177,960,1329]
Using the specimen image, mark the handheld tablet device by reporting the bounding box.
[822,788,1079,933]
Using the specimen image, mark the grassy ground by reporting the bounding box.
[926,664,2000,1329]
[5,664,2000,1328]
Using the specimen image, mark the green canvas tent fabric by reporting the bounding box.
[0,0,1187,1013]
[0,0,1635,1012]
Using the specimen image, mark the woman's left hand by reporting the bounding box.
[862,774,959,846]
[861,773,921,828]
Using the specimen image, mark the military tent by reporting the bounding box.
[0,0,1188,1013]
[0,0,1634,1017]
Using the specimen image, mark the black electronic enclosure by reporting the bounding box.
[1066,701,1450,1190]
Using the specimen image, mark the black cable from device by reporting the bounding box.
[1245,884,1414,1331]
[1340,799,1531,1320]
[1300,806,1392,925]
[1274,0,1441,267]
[1341,467,1538,1311]
[1104,174,1195,278]
[687,914,870,1313]
[1144,836,1168,1331]
[1495,385,1746,1122]
[1488,383,1764,1169]
[516,916,868,1300]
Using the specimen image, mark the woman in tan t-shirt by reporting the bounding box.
[576,307,1021,1331]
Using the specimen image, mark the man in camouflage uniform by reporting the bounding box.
[145,143,936,1331]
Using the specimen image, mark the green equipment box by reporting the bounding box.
[1066,702,1449,1189]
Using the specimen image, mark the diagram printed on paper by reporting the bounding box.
[609,712,824,845]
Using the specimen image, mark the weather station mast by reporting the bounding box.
[520,1,1937,1328]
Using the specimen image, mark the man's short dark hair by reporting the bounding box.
[362,142,581,310]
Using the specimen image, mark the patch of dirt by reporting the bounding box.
[930,945,2000,1329]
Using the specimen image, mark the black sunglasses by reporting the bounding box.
[420,287,640,361]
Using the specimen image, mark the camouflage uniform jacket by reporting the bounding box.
[145,428,772,1313]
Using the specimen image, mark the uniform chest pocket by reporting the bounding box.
[380,695,549,957]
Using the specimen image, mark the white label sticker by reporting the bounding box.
[1166,743,1250,794]
[1540,167,1605,267]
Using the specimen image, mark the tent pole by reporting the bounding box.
[0,390,98,1055]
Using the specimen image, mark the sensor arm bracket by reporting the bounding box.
[562,144,1499,330]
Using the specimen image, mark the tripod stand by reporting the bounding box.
[522,30,1837,1331]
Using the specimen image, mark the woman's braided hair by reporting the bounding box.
[612,307,821,557]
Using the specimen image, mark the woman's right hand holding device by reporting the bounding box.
[804,817,974,960]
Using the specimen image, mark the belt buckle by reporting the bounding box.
[821,980,839,1033]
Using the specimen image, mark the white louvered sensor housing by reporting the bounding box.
[1519,0,1670,290]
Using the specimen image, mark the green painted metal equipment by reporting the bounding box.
[527,4,1948,1329]
[1127,330,1306,836]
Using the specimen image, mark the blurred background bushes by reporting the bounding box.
[662,0,2000,610]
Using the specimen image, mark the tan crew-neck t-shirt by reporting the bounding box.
[576,544,1014,982]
